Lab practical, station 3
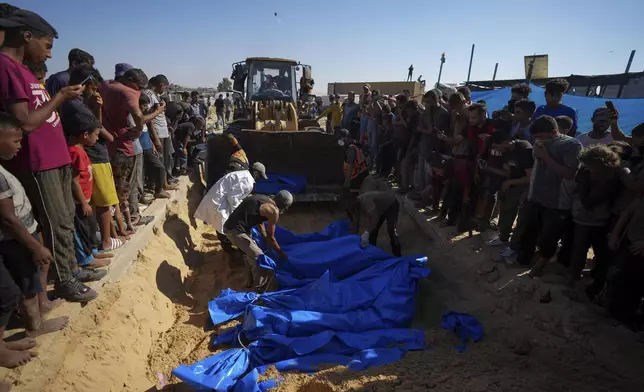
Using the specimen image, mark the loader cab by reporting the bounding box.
[246,58,298,103]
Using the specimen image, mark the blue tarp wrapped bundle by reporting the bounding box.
[252,220,397,288]
[173,221,430,391]
[254,174,307,195]
[470,84,644,135]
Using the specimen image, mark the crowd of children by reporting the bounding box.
[338,80,644,330]
[0,6,214,372]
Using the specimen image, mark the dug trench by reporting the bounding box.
[2,178,644,392]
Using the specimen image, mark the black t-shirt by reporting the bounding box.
[175,122,195,143]
[224,194,272,234]
[503,140,534,179]
[60,100,110,164]
[214,98,225,112]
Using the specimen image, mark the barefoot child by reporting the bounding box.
[0,113,69,369]
[67,112,111,271]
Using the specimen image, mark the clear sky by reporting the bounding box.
[12,0,644,92]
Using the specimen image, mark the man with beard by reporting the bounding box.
[576,107,613,147]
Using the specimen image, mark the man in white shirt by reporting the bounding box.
[193,162,268,251]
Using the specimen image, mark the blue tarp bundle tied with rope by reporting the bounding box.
[173,221,430,391]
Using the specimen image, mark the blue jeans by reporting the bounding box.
[367,118,378,166]
[360,116,369,143]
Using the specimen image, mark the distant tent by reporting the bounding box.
[470,84,644,134]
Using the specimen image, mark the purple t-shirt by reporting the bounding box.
[0,52,71,172]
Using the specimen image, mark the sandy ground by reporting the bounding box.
[1,177,643,391]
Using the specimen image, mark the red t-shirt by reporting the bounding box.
[100,80,140,157]
[0,52,71,172]
[461,119,494,159]
[68,145,93,200]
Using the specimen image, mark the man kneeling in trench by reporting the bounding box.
[347,191,402,256]
[223,191,293,290]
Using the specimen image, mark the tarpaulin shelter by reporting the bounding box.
[470,84,644,134]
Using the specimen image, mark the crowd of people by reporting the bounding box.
[335,80,644,330]
[0,5,221,373]
[0,2,643,385]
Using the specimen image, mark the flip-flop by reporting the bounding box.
[97,237,124,253]
[135,216,154,226]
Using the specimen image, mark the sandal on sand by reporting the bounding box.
[99,237,124,253]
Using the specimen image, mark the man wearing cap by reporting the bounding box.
[0,9,105,302]
[194,161,268,253]
[224,190,293,290]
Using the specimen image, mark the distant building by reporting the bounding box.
[327,81,425,97]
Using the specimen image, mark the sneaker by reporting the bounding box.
[74,268,107,283]
[486,237,508,247]
[54,278,98,302]
[500,247,517,258]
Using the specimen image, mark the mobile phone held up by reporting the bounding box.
[605,101,617,119]
[79,75,93,86]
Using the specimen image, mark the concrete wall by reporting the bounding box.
[327,81,425,97]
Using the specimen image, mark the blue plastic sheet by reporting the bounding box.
[470,84,644,135]
[208,256,429,327]
[173,348,250,391]
[175,221,430,391]
[441,311,484,352]
[254,174,307,195]
[252,221,396,287]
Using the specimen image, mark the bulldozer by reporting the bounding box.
[205,57,345,201]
